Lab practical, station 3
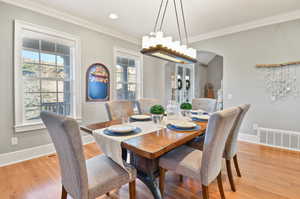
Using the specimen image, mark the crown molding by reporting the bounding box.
[3,0,300,46]
[190,9,300,43]
[1,0,140,45]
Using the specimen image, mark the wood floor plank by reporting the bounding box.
[0,141,300,199]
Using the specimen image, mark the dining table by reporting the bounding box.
[81,119,207,199]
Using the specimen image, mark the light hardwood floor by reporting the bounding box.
[0,141,300,199]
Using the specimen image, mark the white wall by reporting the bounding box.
[143,56,166,105]
[207,55,223,98]
[0,2,160,154]
[195,63,208,98]
[192,19,300,135]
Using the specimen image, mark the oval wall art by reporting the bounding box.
[86,63,110,102]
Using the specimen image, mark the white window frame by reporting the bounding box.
[14,20,82,133]
[113,47,143,100]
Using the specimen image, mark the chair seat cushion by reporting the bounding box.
[159,145,202,181]
[86,155,136,198]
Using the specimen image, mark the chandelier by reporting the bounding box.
[141,0,197,64]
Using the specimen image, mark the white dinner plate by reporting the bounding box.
[131,114,151,120]
[193,115,210,120]
[169,121,196,129]
[191,109,205,114]
[107,124,136,133]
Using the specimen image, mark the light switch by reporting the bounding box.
[11,137,18,145]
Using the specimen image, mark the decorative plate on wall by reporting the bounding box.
[86,63,110,102]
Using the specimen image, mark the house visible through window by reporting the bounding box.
[14,21,81,132]
[115,53,141,100]
[22,39,71,120]
[116,57,136,100]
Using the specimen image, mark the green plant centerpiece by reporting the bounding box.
[150,105,165,115]
[180,102,192,117]
[180,102,192,110]
[150,105,165,124]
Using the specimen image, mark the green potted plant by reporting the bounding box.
[150,105,165,124]
[180,102,192,117]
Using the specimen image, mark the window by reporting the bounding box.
[22,39,71,120]
[114,48,142,100]
[14,21,81,132]
[175,64,195,104]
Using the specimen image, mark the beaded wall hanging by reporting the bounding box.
[256,61,300,101]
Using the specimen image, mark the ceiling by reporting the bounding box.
[197,51,216,65]
[27,0,300,40]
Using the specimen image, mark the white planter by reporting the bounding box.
[151,114,164,124]
[181,109,191,117]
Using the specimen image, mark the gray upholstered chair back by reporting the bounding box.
[224,104,251,159]
[105,100,135,121]
[41,112,88,199]
[192,98,217,113]
[137,98,160,114]
[200,107,241,186]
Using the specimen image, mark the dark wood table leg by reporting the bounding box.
[130,152,163,199]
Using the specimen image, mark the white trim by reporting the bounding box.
[14,20,82,133]
[1,0,140,45]
[238,133,259,144]
[0,135,94,167]
[190,9,300,42]
[113,47,143,100]
[14,118,82,133]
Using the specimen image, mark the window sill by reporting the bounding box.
[15,117,82,133]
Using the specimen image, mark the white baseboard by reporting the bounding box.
[0,135,95,167]
[0,132,277,167]
[238,133,258,144]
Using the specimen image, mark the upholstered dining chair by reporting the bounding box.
[137,98,160,114]
[105,100,135,121]
[187,104,251,192]
[159,107,241,199]
[41,111,136,199]
[192,98,217,113]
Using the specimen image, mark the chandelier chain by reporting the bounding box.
[180,0,189,45]
[173,0,182,42]
[151,0,192,49]
[153,0,164,32]
[159,0,169,31]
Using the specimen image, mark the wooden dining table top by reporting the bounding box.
[81,120,207,159]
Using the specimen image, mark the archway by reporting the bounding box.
[196,50,224,110]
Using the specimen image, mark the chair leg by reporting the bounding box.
[179,175,183,182]
[61,185,67,199]
[129,180,136,199]
[225,159,236,192]
[233,155,242,177]
[201,185,209,199]
[217,172,226,199]
[159,167,166,196]
[122,148,128,162]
